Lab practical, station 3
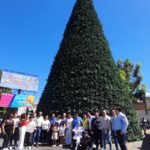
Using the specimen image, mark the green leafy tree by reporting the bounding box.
[0,70,11,115]
[117,59,146,102]
[0,70,11,94]
[38,0,142,141]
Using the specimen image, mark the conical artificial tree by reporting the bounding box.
[38,0,142,141]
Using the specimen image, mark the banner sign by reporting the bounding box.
[0,94,14,107]
[10,94,27,107]
[0,93,35,108]
[0,71,39,92]
[26,95,34,104]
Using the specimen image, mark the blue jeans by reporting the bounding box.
[111,130,119,150]
[102,130,112,150]
[33,127,41,145]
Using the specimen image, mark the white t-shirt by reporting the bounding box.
[26,121,36,133]
[41,120,50,130]
[59,125,66,136]
[35,116,44,127]
[66,118,73,129]
[55,118,62,125]
[72,126,84,140]
[13,118,20,128]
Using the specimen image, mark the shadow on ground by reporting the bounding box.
[140,134,150,150]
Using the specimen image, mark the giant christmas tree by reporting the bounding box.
[38,0,142,141]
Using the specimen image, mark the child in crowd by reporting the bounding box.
[72,122,84,150]
[78,131,92,150]
[51,122,59,147]
[58,121,66,147]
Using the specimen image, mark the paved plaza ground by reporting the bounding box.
[0,131,150,150]
[0,137,148,150]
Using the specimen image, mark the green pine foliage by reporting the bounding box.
[38,0,142,141]
[0,70,12,94]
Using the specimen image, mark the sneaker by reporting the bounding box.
[28,146,32,149]
[9,147,13,150]
[59,144,63,147]
[14,146,17,149]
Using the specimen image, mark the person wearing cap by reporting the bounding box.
[2,114,15,150]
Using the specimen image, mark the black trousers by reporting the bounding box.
[41,130,48,143]
[72,139,77,150]
[116,131,128,150]
[12,127,19,146]
[3,133,13,148]
[24,132,33,146]
[93,129,102,149]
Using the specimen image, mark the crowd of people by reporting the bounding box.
[0,107,129,150]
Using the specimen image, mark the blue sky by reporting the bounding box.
[0,0,150,101]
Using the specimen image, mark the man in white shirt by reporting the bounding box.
[33,112,43,146]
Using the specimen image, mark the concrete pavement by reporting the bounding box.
[0,138,143,150]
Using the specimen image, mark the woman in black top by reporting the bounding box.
[2,114,15,150]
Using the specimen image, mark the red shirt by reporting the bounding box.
[20,119,28,126]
